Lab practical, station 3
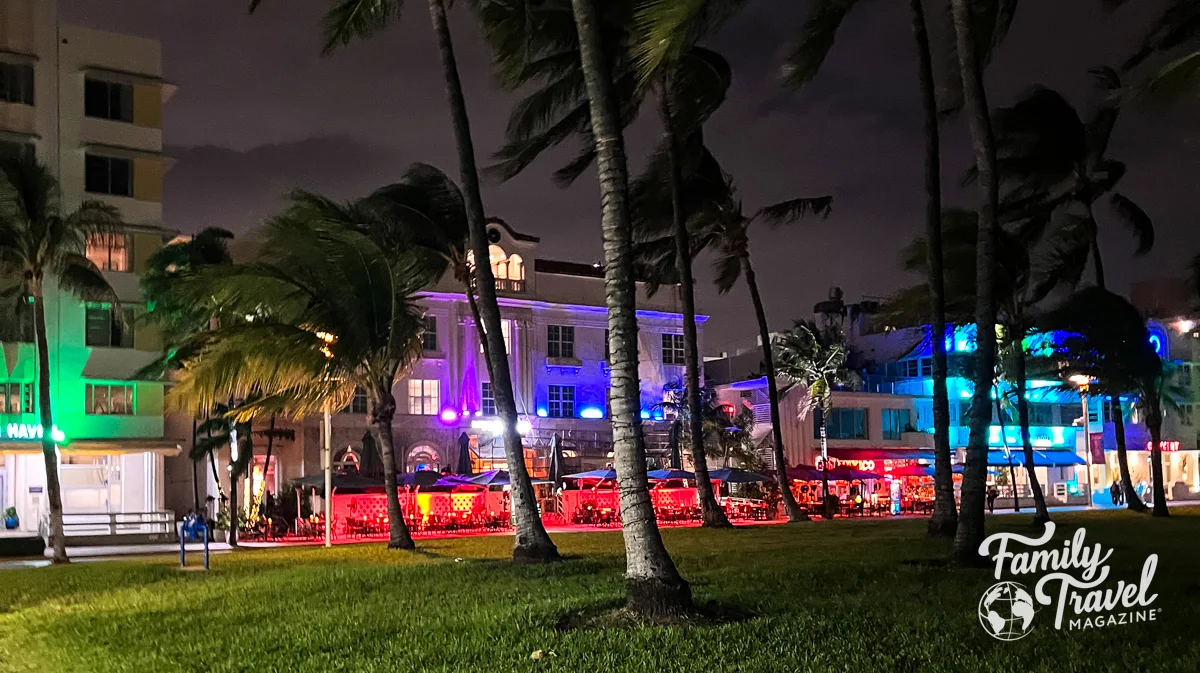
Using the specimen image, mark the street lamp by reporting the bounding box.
[1069,375,1095,509]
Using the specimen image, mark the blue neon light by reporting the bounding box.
[640,410,651,420]
[536,407,548,418]
[579,407,604,419]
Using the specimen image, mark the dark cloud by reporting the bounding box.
[60,0,1198,353]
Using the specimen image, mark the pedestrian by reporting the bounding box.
[1109,480,1120,506]
[986,484,999,513]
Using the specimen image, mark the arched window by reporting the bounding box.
[466,246,527,293]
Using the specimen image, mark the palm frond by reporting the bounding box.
[320,0,401,55]
[1133,51,1200,108]
[57,254,119,304]
[1108,192,1154,255]
[630,0,707,86]
[754,196,832,227]
[780,0,862,90]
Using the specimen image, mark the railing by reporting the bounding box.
[42,511,176,537]
[495,278,525,293]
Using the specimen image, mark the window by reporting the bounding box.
[919,358,933,377]
[1178,364,1193,387]
[479,319,511,354]
[816,408,867,440]
[342,388,367,414]
[1028,404,1053,426]
[86,383,134,415]
[84,154,133,196]
[898,359,921,378]
[604,329,610,362]
[0,62,34,105]
[84,303,134,348]
[407,379,439,415]
[85,233,131,272]
[1180,404,1195,428]
[0,140,34,160]
[547,325,574,358]
[0,383,32,414]
[881,408,911,440]
[1056,404,1081,426]
[422,315,438,352]
[84,78,133,122]
[548,385,575,418]
[662,334,685,366]
[481,382,496,416]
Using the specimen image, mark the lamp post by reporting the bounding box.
[323,401,332,548]
[1070,375,1095,509]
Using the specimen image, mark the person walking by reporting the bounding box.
[1109,480,1121,506]
[986,484,999,513]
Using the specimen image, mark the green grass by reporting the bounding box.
[1,509,1198,672]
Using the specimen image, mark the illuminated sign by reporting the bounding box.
[3,423,66,443]
[987,425,1073,449]
[1144,441,1180,452]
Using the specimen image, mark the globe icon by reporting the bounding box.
[978,581,1036,641]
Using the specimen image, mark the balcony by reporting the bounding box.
[495,278,525,293]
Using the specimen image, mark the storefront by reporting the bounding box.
[1,430,180,535]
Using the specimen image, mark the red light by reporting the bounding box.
[720,403,735,418]
[1146,441,1180,452]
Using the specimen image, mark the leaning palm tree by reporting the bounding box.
[475,0,737,528]
[0,152,122,564]
[248,0,560,563]
[778,0,1021,539]
[1043,288,1176,517]
[948,0,1001,567]
[988,77,1153,292]
[167,213,428,550]
[633,139,831,523]
[773,320,861,520]
[570,0,694,619]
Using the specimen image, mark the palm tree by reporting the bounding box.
[475,1,736,528]
[889,211,1053,525]
[248,0,560,563]
[948,0,1000,567]
[0,152,122,564]
[166,211,429,549]
[780,0,1021,539]
[1112,0,1200,107]
[570,0,693,619]
[1043,288,1176,517]
[140,227,235,510]
[773,320,861,519]
[988,78,1153,292]
[631,139,831,523]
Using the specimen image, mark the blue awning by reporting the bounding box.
[986,450,1086,467]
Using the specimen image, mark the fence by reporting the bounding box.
[42,511,176,538]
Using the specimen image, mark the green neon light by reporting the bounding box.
[2,423,67,444]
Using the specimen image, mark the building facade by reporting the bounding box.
[206,219,702,514]
[1,0,180,534]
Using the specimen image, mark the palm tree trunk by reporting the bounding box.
[571,0,692,618]
[427,0,558,563]
[191,418,200,511]
[253,415,278,521]
[1110,397,1146,511]
[369,387,415,549]
[465,282,497,384]
[228,428,239,548]
[1013,346,1050,525]
[950,0,999,567]
[911,0,956,539]
[1088,212,1107,290]
[208,448,223,499]
[993,394,1018,512]
[741,256,806,522]
[820,417,831,518]
[32,287,67,563]
[658,78,729,529]
[1146,393,1169,517]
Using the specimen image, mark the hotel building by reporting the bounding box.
[0,0,180,538]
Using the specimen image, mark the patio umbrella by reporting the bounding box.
[291,473,383,495]
[647,468,695,481]
[359,431,382,478]
[469,470,511,486]
[827,465,885,481]
[396,471,443,488]
[565,468,618,480]
[455,432,473,475]
[709,467,769,483]
[548,434,565,487]
[785,464,825,481]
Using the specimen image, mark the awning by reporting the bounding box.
[827,448,936,462]
[985,450,1086,467]
[0,439,183,456]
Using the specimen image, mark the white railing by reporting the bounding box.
[42,511,176,537]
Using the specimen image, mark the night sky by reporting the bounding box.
[61,0,1198,354]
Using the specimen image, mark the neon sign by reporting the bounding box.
[3,423,66,443]
[1144,441,1180,452]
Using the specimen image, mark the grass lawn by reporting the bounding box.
[1,508,1198,672]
